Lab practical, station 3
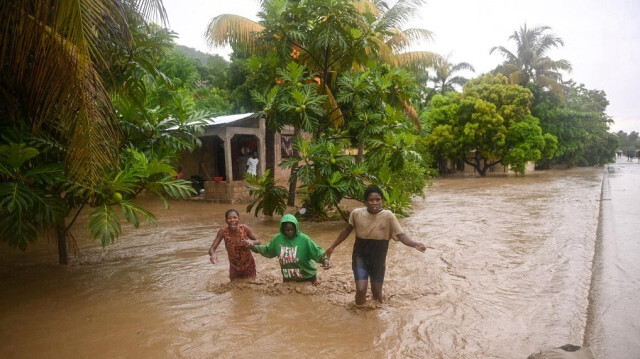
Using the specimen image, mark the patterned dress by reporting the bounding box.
[223,224,257,279]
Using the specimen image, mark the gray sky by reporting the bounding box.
[163,0,640,133]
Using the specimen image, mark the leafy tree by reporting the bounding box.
[616,131,639,153]
[533,82,617,167]
[280,137,371,220]
[156,51,202,90]
[425,74,556,176]
[338,64,419,163]
[251,62,327,205]
[0,129,196,261]
[206,0,439,127]
[0,1,205,264]
[207,0,438,216]
[490,24,572,95]
[0,142,65,250]
[150,47,234,115]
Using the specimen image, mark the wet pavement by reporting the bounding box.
[585,158,640,358]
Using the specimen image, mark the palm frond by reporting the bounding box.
[133,0,169,25]
[1,0,120,186]
[394,51,442,70]
[400,28,434,45]
[205,14,265,52]
[381,0,426,30]
[401,100,421,130]
[385,28,410,52]
[450,62,475,73]
[322,84,344,127]
[489,45,518,64]
[366,36,397,65]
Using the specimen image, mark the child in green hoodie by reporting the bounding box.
[249,214,329,285]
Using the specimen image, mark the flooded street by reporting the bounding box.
[1,163,638,358]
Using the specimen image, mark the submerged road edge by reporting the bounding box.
[582,166,607,356]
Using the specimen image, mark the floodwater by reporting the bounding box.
[0,163,638,358]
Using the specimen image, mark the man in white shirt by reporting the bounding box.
[246,152,259,176]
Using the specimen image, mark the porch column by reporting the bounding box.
[224,133,233,181]
[258,137,266,177]
[258,117,266,177]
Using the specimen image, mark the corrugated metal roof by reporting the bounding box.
[167,112,256,131]
[202,112,255,126]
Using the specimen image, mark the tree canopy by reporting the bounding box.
[0,0,201,263]
[425,74,557,176]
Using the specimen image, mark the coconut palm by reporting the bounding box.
[490,24,572,92]
[0,0,168,187]
[428,55,475,97]
[0,1,205,264]
[207,0,437,208]
[362,0,440,70]
[205,0,439,128]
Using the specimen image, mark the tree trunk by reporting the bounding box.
[356,139,364,164]
[56,221,68,265]
[266,128,276,179]
[286,127,303,206]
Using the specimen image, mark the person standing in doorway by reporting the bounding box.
[246,152,259,176]
[324,186,432,305]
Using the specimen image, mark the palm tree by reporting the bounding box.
[206,0,439,128]
[0,0,168,187]
[432,57,475,95]
[206,0,438,206]
[363,0,440,72]
[426,55,475,100]
[490,24,572,92]
[0,1,203,264]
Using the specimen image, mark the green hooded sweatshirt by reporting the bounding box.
[251,214,325,281]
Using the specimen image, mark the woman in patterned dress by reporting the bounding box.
[209,209,261,279]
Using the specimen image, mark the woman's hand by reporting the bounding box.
[210,253,218,264]
[324,247,334,259]
[243,240,255,248]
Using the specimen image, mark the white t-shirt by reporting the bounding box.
[247,157,259,175]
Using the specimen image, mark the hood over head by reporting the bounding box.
[279,214,300,236]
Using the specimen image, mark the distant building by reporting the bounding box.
[179,113,294,203]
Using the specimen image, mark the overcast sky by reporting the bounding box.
[162,0,640,133]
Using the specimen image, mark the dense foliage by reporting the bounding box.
[209,0,438,218]
[490,24,616,168]
[532,82,617,167]
[0,0,201,263]
[424,74,557,176]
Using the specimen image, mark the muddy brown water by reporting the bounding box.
[0,164,637,358]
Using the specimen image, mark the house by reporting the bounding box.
[178,113,295,203]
